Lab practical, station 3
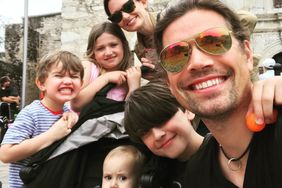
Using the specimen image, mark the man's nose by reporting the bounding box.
[185,44,215,72]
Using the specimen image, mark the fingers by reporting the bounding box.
[141,59,155,69]
[62,112,79,129]
[252,77,280,125]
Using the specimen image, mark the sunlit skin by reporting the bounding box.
[162,10,253,122]
[108,0,152,34]
[142,109,203,161]
[94,33,124,72]
[37,61,82,112]
[102,154,138,188]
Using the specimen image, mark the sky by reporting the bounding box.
[0,0,62,51]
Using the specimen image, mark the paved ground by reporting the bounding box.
[0,161,8,188]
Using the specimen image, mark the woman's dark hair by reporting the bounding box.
[86,22,132,71]
[103,0,111,17]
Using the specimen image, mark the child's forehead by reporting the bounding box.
[48,61,63,71]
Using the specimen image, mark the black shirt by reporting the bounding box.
[184,107,282,188]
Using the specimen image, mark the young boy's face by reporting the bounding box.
[142,109,194,160]
[102,154,138,188]
[38,61,82,105]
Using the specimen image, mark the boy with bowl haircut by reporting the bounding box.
[0,50,84,188]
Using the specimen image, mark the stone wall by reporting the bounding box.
[2,0,282,105]
[61,0,169,58]
[2,13,62,105]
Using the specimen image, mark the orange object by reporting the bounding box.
[246,110,278,132]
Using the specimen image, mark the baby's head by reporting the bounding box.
[102,145,145,188]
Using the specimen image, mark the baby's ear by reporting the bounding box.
[35,79,46,92]
[185,110,195,121]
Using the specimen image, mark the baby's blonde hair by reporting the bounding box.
[104,145,145,173]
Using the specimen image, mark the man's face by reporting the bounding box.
[162,9,253,119]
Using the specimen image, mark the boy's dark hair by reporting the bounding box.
[154,0,249,55]
[36,50,84,84]
[124,79,184,143]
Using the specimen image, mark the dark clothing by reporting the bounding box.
[0,85,19,98]
[0,85,19,119]
[142,155,187,188]
[184,107,282,188]
[196,120,209,136]
[20,84,136,188]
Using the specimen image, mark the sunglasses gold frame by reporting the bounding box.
[160,27,232,73]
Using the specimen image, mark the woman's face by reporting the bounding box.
[93,32,124,71]
[142,109,193,160]
[107,0,148,32]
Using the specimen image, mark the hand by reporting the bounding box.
[62,111,79,129]
[126,66,141,92]
[250,76,282,124]
[140,57,156,80]
[105,71,127,86]
[141,57,155,69]
[47,112,78,141]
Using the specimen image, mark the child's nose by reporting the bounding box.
[110,179,118,188]
[105,47,113,56]
[63,76,72,84]
[151,127,165,139]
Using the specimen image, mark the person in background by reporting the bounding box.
[71,22,141,112]
[0,75,20,120]
[102,145,145,188]
[154,0,282,187]
[0,51,84,188]
[273,62,282,76]
[259,58,276,80]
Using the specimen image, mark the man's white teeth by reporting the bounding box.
[195,78,224,90]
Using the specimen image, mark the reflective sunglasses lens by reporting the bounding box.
[160,42,190,73]
[108,12,122,23]
[196,28,232,55]
[123,0,135,13]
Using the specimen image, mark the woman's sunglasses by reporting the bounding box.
[108,0,136,23]
[160,27,232,73]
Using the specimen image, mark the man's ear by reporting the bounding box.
[185,110,195,121]
[36,79,46,92]
[243,40,253,71]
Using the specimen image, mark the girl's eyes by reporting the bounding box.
[95,43,119,51]
[110,43,118,48]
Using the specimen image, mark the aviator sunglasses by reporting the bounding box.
[108,0,136,23]
[160,27,232,73]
